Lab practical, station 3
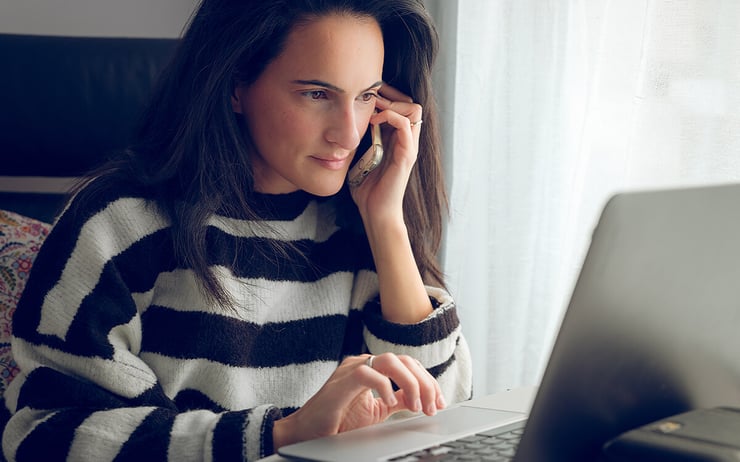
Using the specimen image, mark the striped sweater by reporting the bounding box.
[2,185,472,462]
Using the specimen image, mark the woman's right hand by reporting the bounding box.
[272,353,446,451]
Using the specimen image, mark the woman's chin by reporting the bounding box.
[307,181,345,197]
[301,172,348,197]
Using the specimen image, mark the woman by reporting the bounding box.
[3,0,472,460]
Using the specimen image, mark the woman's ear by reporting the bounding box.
[231,87,244,114]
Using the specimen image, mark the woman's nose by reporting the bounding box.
[325,107,362,150]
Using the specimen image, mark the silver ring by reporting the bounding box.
[409,119,423,128]
[365,355,375,369]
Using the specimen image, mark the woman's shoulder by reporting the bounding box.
[58,174,164,230]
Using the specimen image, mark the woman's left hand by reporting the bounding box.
[349,84,423,226]
[349,84,433,325]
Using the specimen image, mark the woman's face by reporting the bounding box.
[233,13,384,195]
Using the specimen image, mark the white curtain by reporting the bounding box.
[428,0,740,396]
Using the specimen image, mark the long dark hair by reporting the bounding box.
[84,0,447,306]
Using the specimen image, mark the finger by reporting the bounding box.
[381,390,413,416]
[422,362,447,410]
[406,357,445,413]
[379,83,413,103]
[418,360,447,410]
[333,357,394,409]
[370,110,419,159]
[377,84,422,128]
[398,356,440,416]
[359,356,399,408]
[368,354,424,413]
[374,95,423,125]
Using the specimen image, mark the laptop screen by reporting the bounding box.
[515,183,740,460]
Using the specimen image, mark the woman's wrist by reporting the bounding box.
[358,200,404,234]
[363,214,407,251]
[272,416,296,453]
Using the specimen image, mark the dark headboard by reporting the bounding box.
[0,34,179,222]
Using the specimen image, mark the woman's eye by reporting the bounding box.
[305,90,328,100]
[361,92,378,103]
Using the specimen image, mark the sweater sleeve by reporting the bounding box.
[2,198,280,462]
[361,285,474,406]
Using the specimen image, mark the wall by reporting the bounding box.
[0,0,199,38]
[0,0,199,193]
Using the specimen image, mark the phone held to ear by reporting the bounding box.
[347,123,383,187]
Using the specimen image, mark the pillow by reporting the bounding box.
[0,210,51,394]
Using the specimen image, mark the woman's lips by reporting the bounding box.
[311,155,350,171]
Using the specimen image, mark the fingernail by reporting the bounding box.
[389,395,398,407]
[437,395,447,409]
[426,403,437,415]
[414,399,422,412]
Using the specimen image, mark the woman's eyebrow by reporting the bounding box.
[292,79,384,94]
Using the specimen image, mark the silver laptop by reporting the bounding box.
[279,183,740,462]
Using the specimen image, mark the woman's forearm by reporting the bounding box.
[364,217,433,324]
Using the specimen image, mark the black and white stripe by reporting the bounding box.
[3,188,472,461]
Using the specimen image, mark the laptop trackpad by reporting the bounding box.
[398,406,523,435]
[278,406,525,461]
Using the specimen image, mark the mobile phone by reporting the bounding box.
[347,123,383,187]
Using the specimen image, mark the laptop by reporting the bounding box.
[278,183,740,462]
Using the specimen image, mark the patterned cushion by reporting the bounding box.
[0,210,50,394]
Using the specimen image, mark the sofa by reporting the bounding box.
[0,33,178,397]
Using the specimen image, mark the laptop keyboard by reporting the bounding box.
[387,424,524,462]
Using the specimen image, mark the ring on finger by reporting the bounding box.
[365,355,376,369]
[409,119,423,128]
